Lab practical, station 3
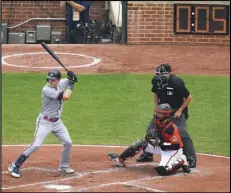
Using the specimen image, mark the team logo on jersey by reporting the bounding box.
[167,91,173,95]
[172,136,178,142]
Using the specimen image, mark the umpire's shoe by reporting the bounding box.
[108,152,125,167]
[8,162,20,178]
[136,152,153,162]
[59,167,75,174]
[188,159,196,168]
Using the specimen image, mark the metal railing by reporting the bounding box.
[7,18,66,29]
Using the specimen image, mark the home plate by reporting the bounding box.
[44,184,72,190]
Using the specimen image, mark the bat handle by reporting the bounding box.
[64,67,69,73]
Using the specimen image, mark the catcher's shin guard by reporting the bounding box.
[119,139,147,160]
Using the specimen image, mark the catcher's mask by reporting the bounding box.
[154,103,172,128]
[155,64,171,86]
[46,69,61,82]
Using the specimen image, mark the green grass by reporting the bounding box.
[2,73,230,156]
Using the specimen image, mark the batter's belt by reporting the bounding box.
[43,115,59,122]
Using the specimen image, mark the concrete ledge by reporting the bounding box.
[128,1,230,5]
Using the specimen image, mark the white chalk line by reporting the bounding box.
[73,181,165,192]
[1,52,101,69]
[2,167,39,174]
[2,161,199,192]
[2,162,158,190]
[2,144,230,159]
[2,166,59,174]
[65,175,165,192]
[2,171,88,190]
[68,169,198,192]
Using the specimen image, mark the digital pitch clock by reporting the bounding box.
[174,4,229,35]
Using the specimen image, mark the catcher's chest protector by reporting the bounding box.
[162,122,183,148]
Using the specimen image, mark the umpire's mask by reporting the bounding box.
[155,65,170,86]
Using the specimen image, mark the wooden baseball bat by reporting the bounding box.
[41,42,69,72]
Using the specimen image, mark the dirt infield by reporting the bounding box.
[2,44,230,192]
[2,44,230,75]
[2,145,230,192]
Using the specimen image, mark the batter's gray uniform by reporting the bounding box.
[22,78,72,169]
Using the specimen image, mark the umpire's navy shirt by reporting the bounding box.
[66,1,92,30]
[151,75,190,118]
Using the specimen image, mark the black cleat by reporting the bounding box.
[182,165,191,173]
[136,153,153,162]
[155,166,169,176]
[188,160,196,168]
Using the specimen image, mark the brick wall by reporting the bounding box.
[2,1,106,41]
[127,2,230,46]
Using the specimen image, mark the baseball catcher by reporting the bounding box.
[108,103,191,176]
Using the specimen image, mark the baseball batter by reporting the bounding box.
[108,103,191,176]
[8,69,78,178]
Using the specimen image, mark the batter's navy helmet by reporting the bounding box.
[46,69,61,81]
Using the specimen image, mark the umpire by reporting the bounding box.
[60,1,92,44]
[137,64,197,168]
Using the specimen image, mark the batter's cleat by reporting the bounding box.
[136,152,153,162]
[58,167,75,174]
[182,165,191,173]
[108,152,125,167]
[8,162,20,178]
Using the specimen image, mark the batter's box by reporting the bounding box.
[2,167,68,190]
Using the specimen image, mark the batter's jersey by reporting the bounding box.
[40,78,69,118]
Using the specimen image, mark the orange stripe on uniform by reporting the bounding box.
[165,150,179,167]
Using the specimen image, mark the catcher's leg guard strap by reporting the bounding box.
[156,158,184,176]
[119,139,147,160]
[166,158,184,175]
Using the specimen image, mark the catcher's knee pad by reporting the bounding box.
[131,138,147,150]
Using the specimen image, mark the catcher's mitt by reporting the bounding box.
[144,129,161,146]
[144,129,158,140]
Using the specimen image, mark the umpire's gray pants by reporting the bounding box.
[146,113,196,162]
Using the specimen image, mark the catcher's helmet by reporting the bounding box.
[155,64,171,86]
[154,103,172,127]
[46,69,61,81]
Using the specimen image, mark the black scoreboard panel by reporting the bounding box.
[174,4,230,35]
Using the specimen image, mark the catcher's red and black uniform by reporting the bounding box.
[144,121,188,174]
